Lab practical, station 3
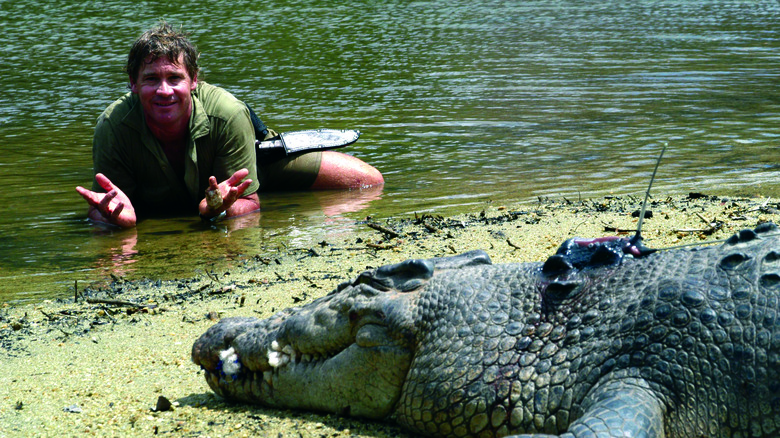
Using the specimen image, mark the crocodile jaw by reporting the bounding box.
[203,340,411,418]
[193,287,417,419]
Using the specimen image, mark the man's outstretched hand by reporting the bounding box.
[198,168,260,219]
[76,173,137,228]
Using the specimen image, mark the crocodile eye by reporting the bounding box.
[542,254,574,277]
[588,245,622,267]
[544,280,581,301]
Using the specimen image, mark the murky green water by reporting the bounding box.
[2,0,779,303]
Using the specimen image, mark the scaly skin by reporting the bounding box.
[192,224,780,437]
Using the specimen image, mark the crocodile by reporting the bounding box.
[192,223,780,437]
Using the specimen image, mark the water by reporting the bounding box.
[2,0,779,303]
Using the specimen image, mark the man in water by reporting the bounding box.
[76,22,383,228]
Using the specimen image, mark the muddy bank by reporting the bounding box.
[1,194,778,437]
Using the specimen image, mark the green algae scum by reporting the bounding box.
[2,195,780,436]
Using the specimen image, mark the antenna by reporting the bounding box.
[625,142,780,255]
[629,143,667,248]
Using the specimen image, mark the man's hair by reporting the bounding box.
[126,21,200,85]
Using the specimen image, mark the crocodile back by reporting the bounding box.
[395,227,780,437]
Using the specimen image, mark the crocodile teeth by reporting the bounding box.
[219,347,236,361]
[282,344,297,362]
[219,347,241,376]
[266,339,327,368]
[268,350,291,368]
[268,350,281,367]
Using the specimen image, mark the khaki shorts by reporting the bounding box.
[257,151,322,192]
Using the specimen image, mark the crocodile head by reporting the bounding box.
[192,251,492,418]
[192,283,418,418]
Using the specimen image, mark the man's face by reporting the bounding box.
[130,54,197,135]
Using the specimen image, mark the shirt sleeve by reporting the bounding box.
[211,105,261,196]
[91,115,137,197]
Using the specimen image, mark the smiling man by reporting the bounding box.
[77,22,382,228]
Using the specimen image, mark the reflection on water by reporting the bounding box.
[40,186,384,299]
[1,0,779,303]
[90,227,139,279]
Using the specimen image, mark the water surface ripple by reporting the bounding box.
[1,0,778,302]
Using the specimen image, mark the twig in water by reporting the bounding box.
[571,218,589,234]
[684,212,723,235]
[366,223,400,238]
[695,212,712,225]
[747,197,771,212]
[86,298,144,308]
[40,310,57,321]
[423,221,440,233]
[602,223,634,234]
[302,275,320,288]
[205,270,221,283]
[367,242,396,250]
[674,224,723,235]
[209,285,236,295]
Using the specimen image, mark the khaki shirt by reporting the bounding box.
[91,82,261,215]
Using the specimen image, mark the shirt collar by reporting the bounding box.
[189,83,210,140]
